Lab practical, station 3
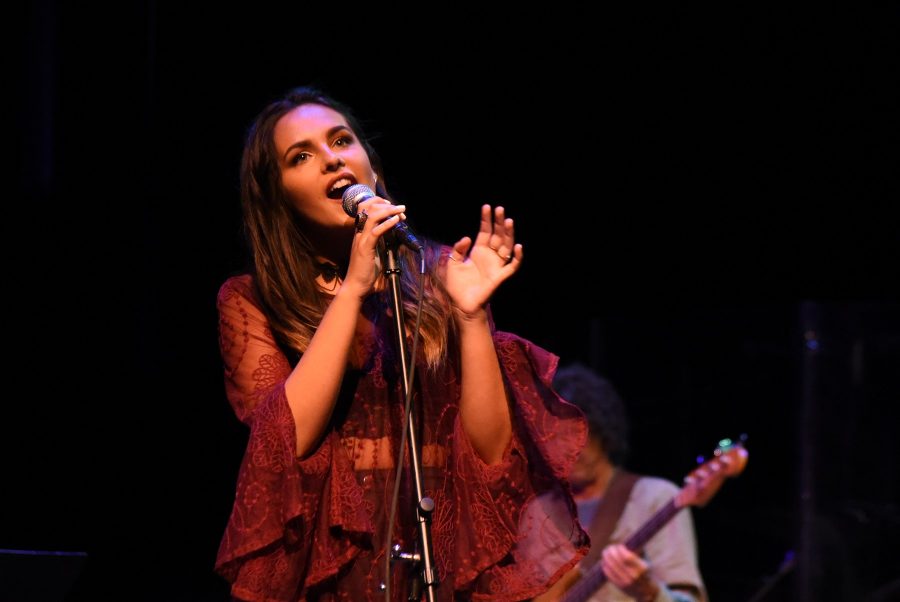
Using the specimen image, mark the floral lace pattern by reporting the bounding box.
[215,274,588,601]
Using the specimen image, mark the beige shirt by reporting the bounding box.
[576,476,707,602]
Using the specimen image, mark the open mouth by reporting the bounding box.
[327,177,354,200]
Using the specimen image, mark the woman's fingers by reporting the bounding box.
[507,243,524,268]
[371,213,403,235]
[478,204,493,235]
[355,200,406,238]
[477,206,514,264]
[453,204,523,266]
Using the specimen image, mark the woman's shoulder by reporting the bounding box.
[217,273,257,306]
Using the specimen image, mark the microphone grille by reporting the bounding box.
[341,184,375,217]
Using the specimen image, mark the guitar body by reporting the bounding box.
[532,567,582,601]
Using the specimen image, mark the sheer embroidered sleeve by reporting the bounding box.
[213,275,370,600]
[428,328,590,600]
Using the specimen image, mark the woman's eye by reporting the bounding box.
[291,152,310,165]
[334,135,354,147]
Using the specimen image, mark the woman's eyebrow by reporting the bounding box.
[282,125,352,160]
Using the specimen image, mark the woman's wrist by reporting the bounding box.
[333,284,368,306]
[452,305,489,327]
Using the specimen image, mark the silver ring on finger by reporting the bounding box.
[355,210,368,232]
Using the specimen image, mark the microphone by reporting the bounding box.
[342,184,423,251]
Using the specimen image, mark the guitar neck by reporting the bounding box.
[560,438,748,602]
[562,499,680,602]
[624,498,680,551]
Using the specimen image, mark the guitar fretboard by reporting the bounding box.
[562,499,681,602]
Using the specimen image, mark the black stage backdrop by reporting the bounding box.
[8,4,899,601]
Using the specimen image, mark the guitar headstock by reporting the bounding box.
[674,435,749,509]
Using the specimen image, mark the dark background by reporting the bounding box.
[8,3,899,601]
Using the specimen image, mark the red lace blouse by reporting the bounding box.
[215,274,588,601]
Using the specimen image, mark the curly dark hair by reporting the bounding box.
[553,362,630,465]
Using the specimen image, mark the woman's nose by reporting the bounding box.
[322,149,345,172]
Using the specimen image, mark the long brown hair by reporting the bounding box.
[240,86,454,367]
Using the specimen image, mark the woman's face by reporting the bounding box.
[273,103,377,231]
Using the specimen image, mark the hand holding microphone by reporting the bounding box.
[338,189,407,299]
[341,185,523,317]
[342,184,423,252]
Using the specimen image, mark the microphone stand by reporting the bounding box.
[383,241,438,602]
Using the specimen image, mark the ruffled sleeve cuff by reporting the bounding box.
[215,386,373,598]
[445,331,589,599]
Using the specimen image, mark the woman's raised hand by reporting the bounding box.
[444,205,523,318]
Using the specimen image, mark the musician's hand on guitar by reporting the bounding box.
[600,544,661,602]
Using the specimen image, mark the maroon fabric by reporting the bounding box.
[215,274,589,601]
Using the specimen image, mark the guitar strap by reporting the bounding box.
[581,469,640,570]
